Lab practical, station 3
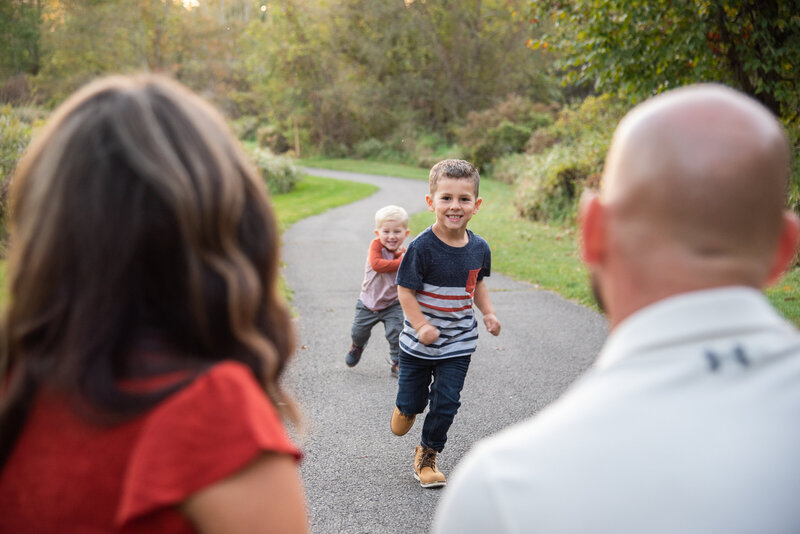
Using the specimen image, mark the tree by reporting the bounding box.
[0,0,43,77]
[242,0,556,151]
[529,0,800,122]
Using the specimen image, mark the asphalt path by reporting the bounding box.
[282,168,608,534]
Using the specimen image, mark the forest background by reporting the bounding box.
[1,0,799,317]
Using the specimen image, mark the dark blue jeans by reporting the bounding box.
[395,351,471,452]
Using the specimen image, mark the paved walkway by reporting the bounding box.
[282,168,608,534]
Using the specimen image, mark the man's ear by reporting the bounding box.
[766,210,800,286]
[425,194,434,212]
[579,191,606,267]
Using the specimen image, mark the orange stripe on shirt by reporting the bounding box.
[417,290,470,301]
[420,302,473,313]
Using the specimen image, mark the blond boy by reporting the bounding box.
[347,205,410,377]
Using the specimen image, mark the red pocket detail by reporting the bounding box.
[466,268,480,296]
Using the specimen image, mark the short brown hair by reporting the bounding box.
[429,159,480,196]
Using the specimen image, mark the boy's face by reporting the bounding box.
[426,177,482,234]
[375,219,410,251]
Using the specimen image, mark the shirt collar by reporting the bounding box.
[595,286,796,369]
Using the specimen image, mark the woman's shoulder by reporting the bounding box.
[119,360,300,525]
[146,360,287,434]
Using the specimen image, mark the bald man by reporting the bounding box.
[432,85,800,534]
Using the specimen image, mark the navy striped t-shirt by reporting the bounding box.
[396,227,491,360]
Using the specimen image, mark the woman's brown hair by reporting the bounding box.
[0,74,298,467]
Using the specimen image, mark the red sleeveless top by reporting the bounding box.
[0,361,301,533]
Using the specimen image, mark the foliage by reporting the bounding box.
[231,115,261,142]
[354,138,403,162]
[529,0,800,122]
[242,0,556,154]
[0,1,42,78]
[256,125,290,154]
[0,104,46,243]
[249,147,301,195]
[24,1,258,109]
[788,122,800,216]
[408,132,464,169]
[501,94,626,224]
[457,94,554,171]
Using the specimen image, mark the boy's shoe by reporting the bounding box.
[414,446,446,488]
[345,344,363,367]
[390,407,416,436]
[390,361,399,378]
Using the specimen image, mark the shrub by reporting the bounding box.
[249,146,301,195]
[492,153,528,185]
[457,94,555,171]
[256,125,290,154]
[508,94,625,225]
[0,104,44,244]
[232,115,261,141]
[788,122,800,216]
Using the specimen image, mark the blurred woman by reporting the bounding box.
[0,74,308,533]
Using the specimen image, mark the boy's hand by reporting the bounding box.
[417,323,440,345]
[483,313,501,336]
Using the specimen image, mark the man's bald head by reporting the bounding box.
[602,84,791,286]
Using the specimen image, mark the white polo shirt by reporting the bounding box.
[433,287,800,534]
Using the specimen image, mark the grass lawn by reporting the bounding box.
[272,174,378,231]
[301,158,800,325]
[298,158,429,181]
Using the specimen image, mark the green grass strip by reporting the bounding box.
[298,158,429,181]
[272,174,378,231]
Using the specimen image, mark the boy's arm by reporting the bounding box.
[473,279,501,336]
[368,238,403,273]
[397,286,440,345]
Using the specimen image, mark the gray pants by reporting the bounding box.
[350,300,404,364]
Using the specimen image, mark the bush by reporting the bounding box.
[788,122,800,216]
[457,94,555,171]
[249,146,301,195]
[492,153,528,185]
[232,115,261,142]
[506,95,625,225]
[0,104,44,243]
[256,125,290,154]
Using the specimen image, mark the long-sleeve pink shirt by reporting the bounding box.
[359,238,404,311]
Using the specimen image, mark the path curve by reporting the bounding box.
[282,168,607,534]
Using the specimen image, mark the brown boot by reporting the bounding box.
[390,407,416,436]
[414,445,446,488]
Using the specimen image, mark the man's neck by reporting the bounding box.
[431,223,469,247]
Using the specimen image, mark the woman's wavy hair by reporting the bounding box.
[0,74,298,467]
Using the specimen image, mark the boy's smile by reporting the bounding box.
[426,177,482,240]
[375,219,410,251]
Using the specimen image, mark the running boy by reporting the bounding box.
[390,159,501,488]
[346,205,410,377]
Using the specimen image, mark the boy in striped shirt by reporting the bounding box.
[391,159,501,488]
